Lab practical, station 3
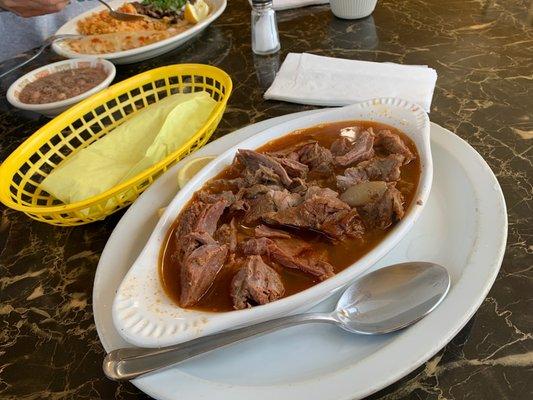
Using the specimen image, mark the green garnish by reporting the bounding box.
[141,0,188,12]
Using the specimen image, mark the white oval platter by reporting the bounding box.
[93,111,506,400]
[52,0,227,64]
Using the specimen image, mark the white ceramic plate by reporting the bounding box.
[112,98,432,348]
[6,58,115,117]
[93,112,507,400]
[52,0,226,64]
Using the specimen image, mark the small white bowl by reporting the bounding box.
[7,58,116,118]
[330,0,378,19]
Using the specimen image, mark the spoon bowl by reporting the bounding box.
[335,262,450,334]
[103,261,450,381]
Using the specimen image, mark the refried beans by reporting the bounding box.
[18,67,108,104]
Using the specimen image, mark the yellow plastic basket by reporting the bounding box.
[0,64,232,226]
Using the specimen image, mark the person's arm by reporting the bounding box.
[0,0,70,17]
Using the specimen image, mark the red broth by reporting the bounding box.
[160,121,420,312]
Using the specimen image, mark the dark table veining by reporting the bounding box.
[0,0,532,399]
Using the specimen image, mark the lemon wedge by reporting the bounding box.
[184,0,210,24]
[157,156,214,218]
[177,156,215,189]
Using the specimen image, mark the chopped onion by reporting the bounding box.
[340,181,387,207]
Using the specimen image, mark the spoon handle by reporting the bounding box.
[96,0,114,13]
[103,312,338,381]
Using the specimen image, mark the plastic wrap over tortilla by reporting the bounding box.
[40,91,217,204]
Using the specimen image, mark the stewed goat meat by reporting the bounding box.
[231,255,285,309]
[161,121,420,312]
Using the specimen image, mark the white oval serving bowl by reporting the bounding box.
[6,58,115,118]
[112,98,433,348]
[52,0,227,64]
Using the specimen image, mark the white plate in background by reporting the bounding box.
[93,112,506,400]
[53,0,226,64]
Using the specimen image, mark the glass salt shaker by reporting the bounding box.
[251,0,280,55]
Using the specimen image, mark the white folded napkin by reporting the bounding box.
[264,53,438,112]
[273,0,329,10]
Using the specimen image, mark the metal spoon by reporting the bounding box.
[95,0,150,21]
[103,262,450,381]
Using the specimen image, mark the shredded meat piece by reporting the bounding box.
[270,189,302,210]
[336,154,405,190]
[231,199,248,212]
[240,236,272,255]
[172,196,230,268]
[267,139,316,160]
[242,195,276,225]
[359,184,405,229]
[297,142,334,175]
[175,231,217,264]
[197,190,235,205]
[237,149,292,186]
[254,224,291,239]
[331,136,353,157]
[173,201,204,239]
[241,237,334,280]
[242,189,302,225]
[333,129,375,167]
[193,198,228,236]
[231,255,285,309]
[375,130,414,164]
[214,219,238,252]
[289,177,308,194]
[273,240,335,280]
[304,186,339,200]
[273,156,309,178]
[206,177,247,193]
[180,244,228,307]
[263,193,364,240]
[237,184,282,199]
[243,164,285,186]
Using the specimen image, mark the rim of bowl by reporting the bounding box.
[6,58,116,112]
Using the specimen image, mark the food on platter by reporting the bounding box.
[67,0,211,54]
[66,30,178,54]
[160,121,420,311]
[18,66,108,104]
